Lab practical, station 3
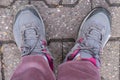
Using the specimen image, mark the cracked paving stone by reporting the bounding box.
[109,0,120,3]
[2,44,21,80]
[100,41,119,80]
[31,0,91,40]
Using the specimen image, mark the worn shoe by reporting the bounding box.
[65,7,111,68]
[13,5,53,70]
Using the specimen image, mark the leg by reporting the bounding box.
[11,5,55,80]
[57,61,100,80]
[11,55,55,80]
[57,7,111,80]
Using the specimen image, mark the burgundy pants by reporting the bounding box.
[10,55,101,80]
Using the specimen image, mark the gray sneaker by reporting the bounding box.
[13,5,53,70]
[65,7,111,68]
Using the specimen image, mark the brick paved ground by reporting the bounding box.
[0,0,120,80]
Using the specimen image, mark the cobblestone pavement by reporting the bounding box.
[0,0,120,80]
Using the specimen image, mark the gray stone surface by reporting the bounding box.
[0,9,13,41]
[0,0,13,6]
[12,0,29,15]
[101,41,119,80]
[63,42,75,59]
[62,0,78,4]
[2,44,20,80]
[45,0,60,4]
[91,0,109,9]
[110,7,120,37]
[110,0,120,3]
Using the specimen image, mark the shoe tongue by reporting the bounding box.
[25,29,36,39]
[25,29,37,46]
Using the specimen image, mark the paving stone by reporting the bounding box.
[109,0,120,3]
[62,0,79,4]
[12,0,29,15]
[110,7,120,37]
[45,0,60,4]
[91,0,109,9]
[0,9,13,41]
[63,42,75,60]
[2,44,21,80]
[0,0,13,6]
[100,41,119,80]
[31,0,91,40]
[0,1,29,41]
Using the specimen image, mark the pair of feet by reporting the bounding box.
[13,5,111,70]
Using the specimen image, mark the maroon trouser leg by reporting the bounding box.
[57,61,101,80]
[10,55,56,80]
[10,55,101,80]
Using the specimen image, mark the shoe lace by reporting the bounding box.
[77,23,104,59]
[20,23,47,56]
